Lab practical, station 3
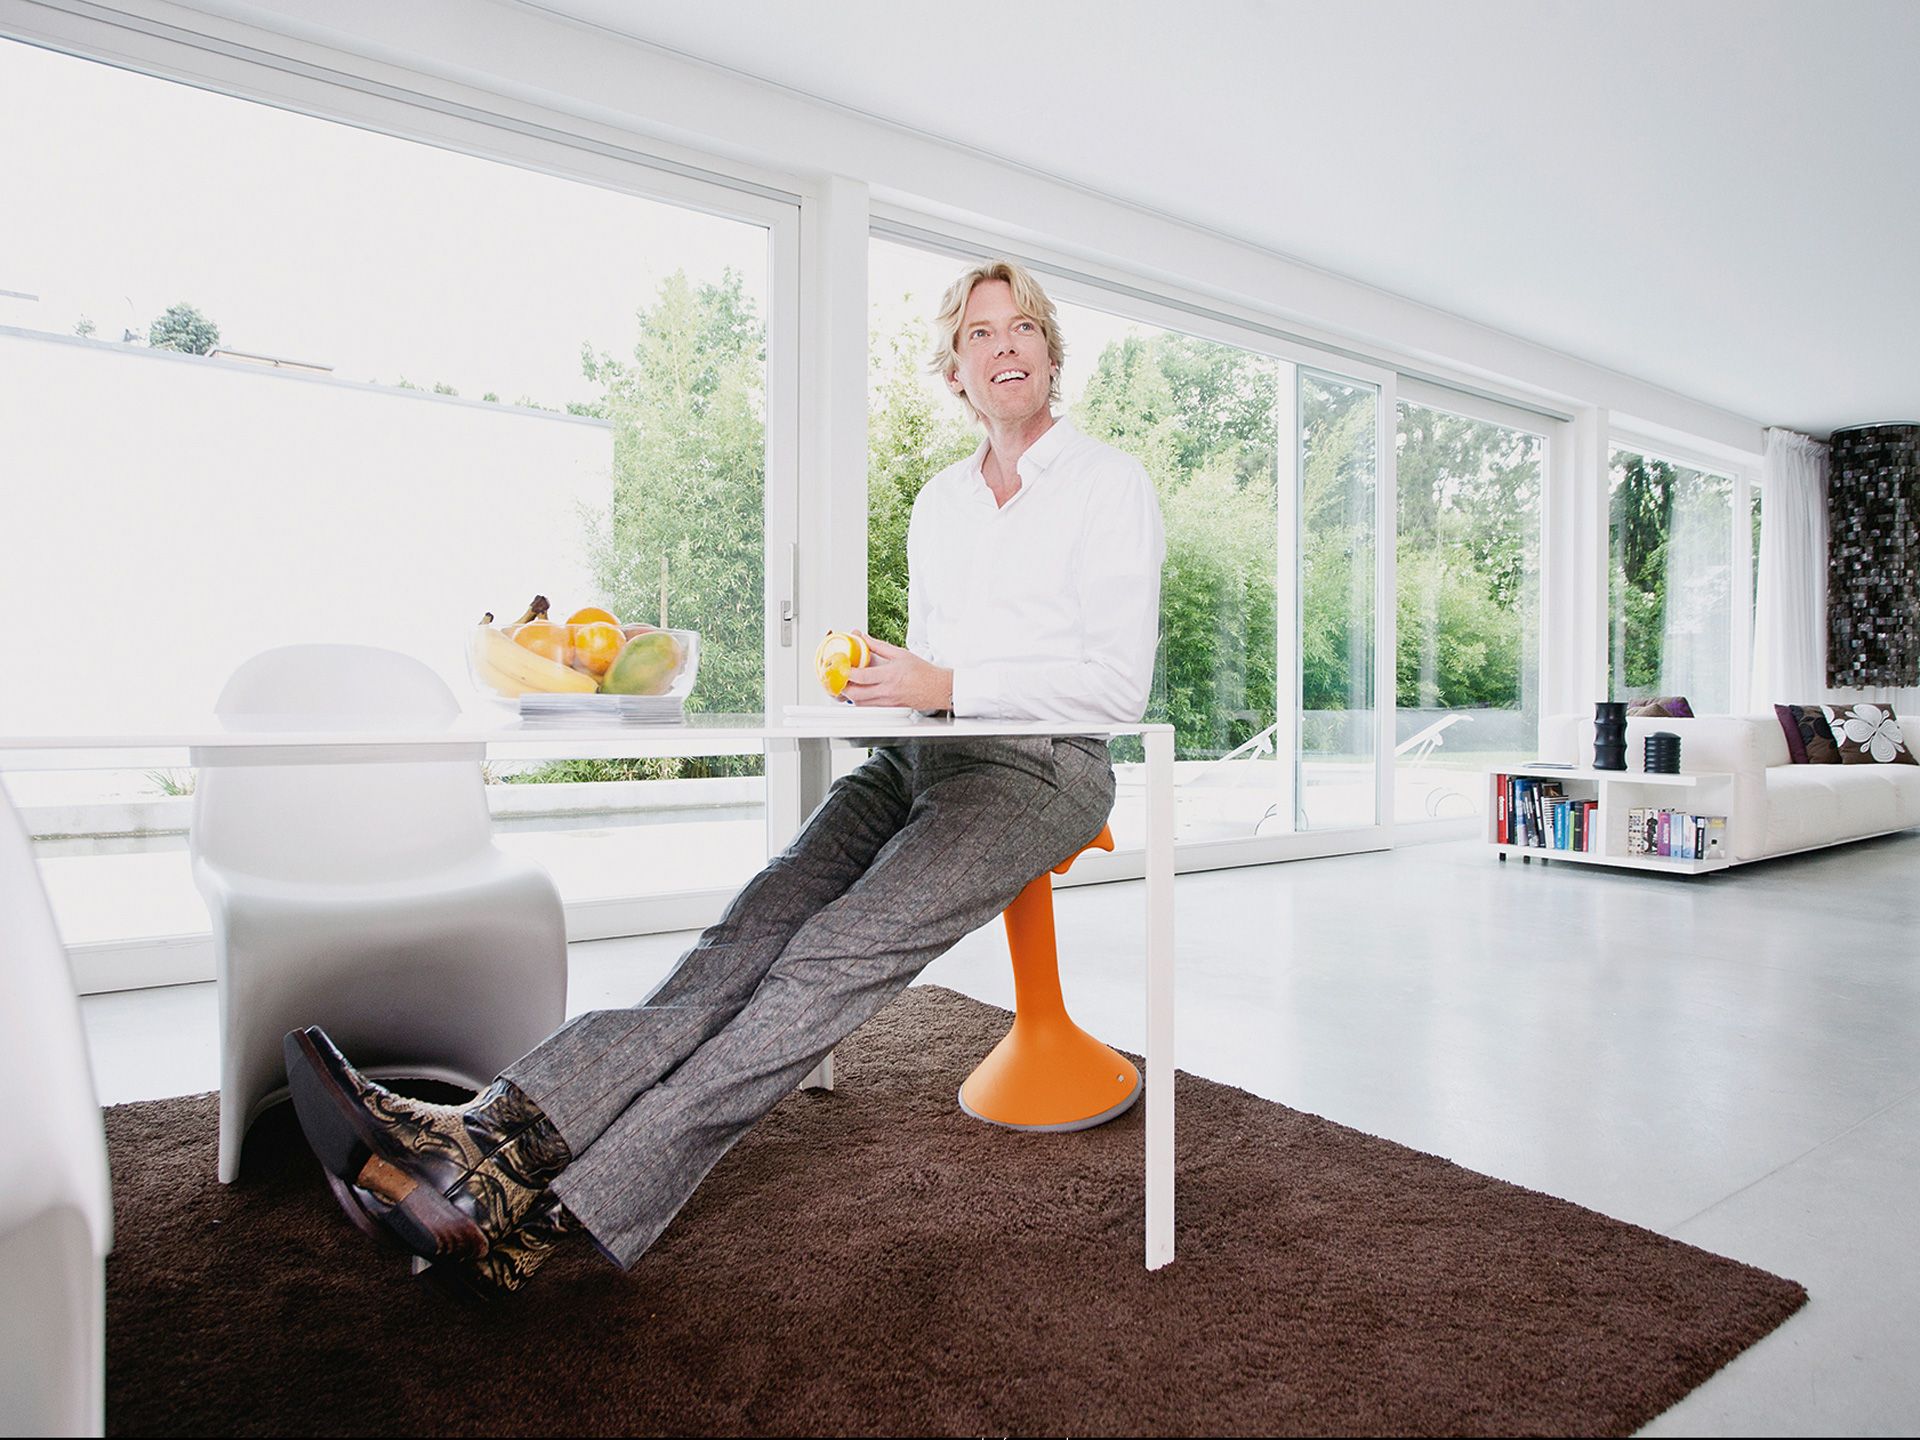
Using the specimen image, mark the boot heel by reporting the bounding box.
[283,1028,374,1183]
[385,1185,489,1262]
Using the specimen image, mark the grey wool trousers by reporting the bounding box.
[502,734,1116,1268]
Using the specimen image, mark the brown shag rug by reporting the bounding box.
[104,985,1803,1436]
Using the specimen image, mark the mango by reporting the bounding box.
[601,631,683,696]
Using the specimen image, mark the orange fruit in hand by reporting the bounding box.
[567,606,620,627]
[571,620,626,677]
[814,631,872,697]
[512,619,569,666]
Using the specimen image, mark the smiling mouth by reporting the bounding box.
[991,369,1029,384]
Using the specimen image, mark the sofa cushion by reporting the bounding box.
[1764,762,1920,852]
[1776,704,1843,764]
[1821,702,1919,766]
[1628,695,1694,718]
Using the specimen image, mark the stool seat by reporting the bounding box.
[958,824,1142,1131]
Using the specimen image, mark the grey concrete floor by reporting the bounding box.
[81,834,1920,1435]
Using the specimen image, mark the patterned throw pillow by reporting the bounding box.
[1628,695,1694,718]
[1820,702,1920,766]
[1776,704,1843,764]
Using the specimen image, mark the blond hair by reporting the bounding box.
[926,259,1066,424]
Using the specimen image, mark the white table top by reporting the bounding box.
[0,708,1169,768]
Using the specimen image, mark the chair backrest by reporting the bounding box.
[191,644,492,885]
[0,787,110,1435]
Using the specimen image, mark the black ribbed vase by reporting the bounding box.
[1594,701,1628,771]
[1644,731,1683,775]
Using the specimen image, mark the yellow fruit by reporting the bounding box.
[512,619,569,667]
[567,606,620,627]
[814,631,870,697]
[571,621,626,677]
[473,625,597,695]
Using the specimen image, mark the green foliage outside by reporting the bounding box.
[1395,406,1539,712]
[147,302,219,354]
[1075,335,1280,760]
[1608,452,1732,706]
[865,324,978,647]
[1610,451,1675,696]
[1298,375,1376,733]
[582,269,766,780]
[503,755,762,784]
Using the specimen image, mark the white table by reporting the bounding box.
[0,709,1179,1270]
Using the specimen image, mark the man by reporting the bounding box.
[284,259,1166,1299]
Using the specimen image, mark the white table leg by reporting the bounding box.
[795,735,836,1093]
[1144,726,1175,1269]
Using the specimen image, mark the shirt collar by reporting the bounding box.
[1017,415,1076,476]
[965,415,1078,495]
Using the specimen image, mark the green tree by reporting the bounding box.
[1076,332,1281,758]
[1299,377,1375,723]
[1394,405,1540,711]
[585,269,766,720]
[1609,453,1676,693]
[147,303,219,354]
[866,323,977,645]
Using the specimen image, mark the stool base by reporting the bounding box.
[957,1018,1143,1132]
[957,1073,1141,1132]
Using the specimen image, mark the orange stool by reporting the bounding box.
[958,824,1141,1131]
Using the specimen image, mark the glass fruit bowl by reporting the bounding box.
[468,622,700,704]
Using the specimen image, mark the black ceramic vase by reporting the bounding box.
[1594,701,1628,771]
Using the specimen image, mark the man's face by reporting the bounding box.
[948,279,1053,428]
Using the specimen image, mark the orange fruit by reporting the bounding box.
[567,605,620,627]
[512,619,569,666]
[571,620,626,677]
[814,631,872,696]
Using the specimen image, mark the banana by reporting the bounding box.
[474,624,597,694]
[508,595,551,626]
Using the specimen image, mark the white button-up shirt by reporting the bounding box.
[906,418,1166,722]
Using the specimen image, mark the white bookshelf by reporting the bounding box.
[1486,765,1737,875]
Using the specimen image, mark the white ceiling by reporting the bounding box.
[524,0,1920,440]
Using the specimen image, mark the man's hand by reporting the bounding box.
[841,634,953,712]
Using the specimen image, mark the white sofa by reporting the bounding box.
[1541,712,1920,862]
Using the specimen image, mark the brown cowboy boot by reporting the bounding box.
[424,1191,582,1303]
[284,1026,570,1263]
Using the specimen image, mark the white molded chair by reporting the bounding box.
[192,644,567,1183]
[0,787,111,1436]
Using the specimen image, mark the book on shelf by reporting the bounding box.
[1619,805,1727,862]
[1494,775,1601,853]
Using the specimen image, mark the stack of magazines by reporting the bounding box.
[518,693,686,725]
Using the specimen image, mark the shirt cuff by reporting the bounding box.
[948,664,1004,718]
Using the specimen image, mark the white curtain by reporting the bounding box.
[1749,427,1829,707]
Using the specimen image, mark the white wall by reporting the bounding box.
[0,328,612,726]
